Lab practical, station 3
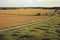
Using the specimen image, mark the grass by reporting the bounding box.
[0,14,60,40]
[0,9,55,15]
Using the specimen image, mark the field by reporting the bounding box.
[0,9,55,29]
[0,12,60,40]
[0,15,49,28]
[0,9,60,40]
[0,9,55,15]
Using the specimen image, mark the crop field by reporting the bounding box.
[0,15,49,28]
[0,9,60,40]
[0,9,55,15]
[0,12,60,40]
[0,9,55,29]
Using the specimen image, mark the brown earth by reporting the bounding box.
[0,15,49,28]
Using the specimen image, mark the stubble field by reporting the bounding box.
[0,9,55,29]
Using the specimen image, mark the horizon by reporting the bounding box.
[0,6,60,8]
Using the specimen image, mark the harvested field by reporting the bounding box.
[0,15,49,28]
[0,8,60,40]
[0,12,60,40]
[0,9,55,15]
[0,9,55,28]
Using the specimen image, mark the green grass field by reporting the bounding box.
[0,14,60,40]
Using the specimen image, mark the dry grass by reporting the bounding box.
[0,9,55,15]
[0,9,55,28]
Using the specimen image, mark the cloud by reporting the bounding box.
[34,0,60,2]
[0,0,60,7]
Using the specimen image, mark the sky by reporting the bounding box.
[0,0,60,7]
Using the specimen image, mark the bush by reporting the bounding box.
[55,29,60,33]
[0,34,5,40]
[11,33,18,36]
[35,13,41,16]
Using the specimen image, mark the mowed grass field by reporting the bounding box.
[0,12,60,40]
